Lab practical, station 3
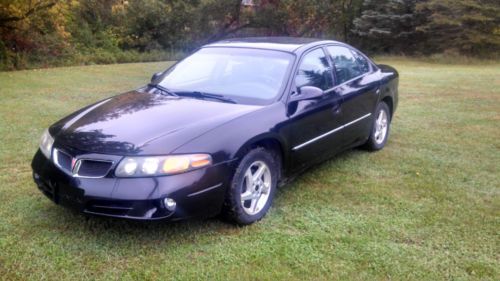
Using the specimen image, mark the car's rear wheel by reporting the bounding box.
[223,147,279,225]
[364,102,391,151]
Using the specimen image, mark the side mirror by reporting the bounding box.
[151,72,162,83]
[289,86,324,102]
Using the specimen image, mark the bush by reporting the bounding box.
[0,48,185,71]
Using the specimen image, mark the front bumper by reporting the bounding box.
[31,150,233,220]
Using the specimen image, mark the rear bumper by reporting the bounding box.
[31,150,233,221]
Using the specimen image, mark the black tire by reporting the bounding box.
[364,102,391,151]
[222,147,279,225]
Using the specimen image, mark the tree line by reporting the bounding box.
[1,0,499,70]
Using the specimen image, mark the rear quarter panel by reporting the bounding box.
[377,64,399,115]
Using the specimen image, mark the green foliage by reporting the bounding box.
[70,2,119,51]
[353,0,500,56]
[116,0,197,51]
[353,0,422,54]
[416,0,500,56]
[0,0,498,70]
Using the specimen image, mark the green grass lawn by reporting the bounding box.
[0,59,499,280]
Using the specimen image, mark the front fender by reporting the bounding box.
[172,102,289,166]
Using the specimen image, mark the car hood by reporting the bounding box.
[51,90,260,155]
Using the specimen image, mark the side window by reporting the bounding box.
[295,48,333,91]
[351,50,371,74]
[327,46,364,84]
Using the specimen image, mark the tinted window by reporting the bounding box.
[295,48,333,91]
[352,50,371,74]
[327,46,364,84]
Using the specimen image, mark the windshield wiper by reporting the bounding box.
[148,83,179,98]
[175,91,237,104]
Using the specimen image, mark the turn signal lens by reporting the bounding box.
[162,156,190,174]
[190,154,212,168]
[115,154,212,177]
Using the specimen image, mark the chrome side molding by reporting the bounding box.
[293,113,372,151]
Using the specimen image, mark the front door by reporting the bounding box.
[286,47,344,171]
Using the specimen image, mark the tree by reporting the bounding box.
[112,0,198,51]
[194,0,249,44]
[352,0,422,54]
[337,0,364,41]
[0,0,56,28]
[0,0,498,70]
[69,0,122,50]
[416,0,500,56]
[193,0,363,43]
[0,0,72,69]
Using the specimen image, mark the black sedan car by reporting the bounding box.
[32,37,398,225]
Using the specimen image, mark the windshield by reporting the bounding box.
[157,47,294,105]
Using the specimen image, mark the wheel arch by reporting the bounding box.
[233,134,289,180]
[381,95,394,118]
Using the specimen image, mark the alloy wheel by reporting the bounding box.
[240,160,272,215]
[374,109,388,144]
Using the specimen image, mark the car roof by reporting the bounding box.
[205,37,345,53]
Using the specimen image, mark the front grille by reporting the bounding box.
[54,149,72,172]
[77,160,113,177]
[53,148,113,178]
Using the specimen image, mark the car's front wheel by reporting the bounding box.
[364,102,391,151]
[223,147,279,225]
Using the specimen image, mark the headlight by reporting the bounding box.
[39,129,54,160]
[115,154,212,177]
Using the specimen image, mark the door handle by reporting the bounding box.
[332,104,341,115]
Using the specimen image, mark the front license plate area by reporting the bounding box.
[56,181,85,208]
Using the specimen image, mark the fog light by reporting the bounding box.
[164,198,176,211]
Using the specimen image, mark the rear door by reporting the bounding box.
[326,46,380,148]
